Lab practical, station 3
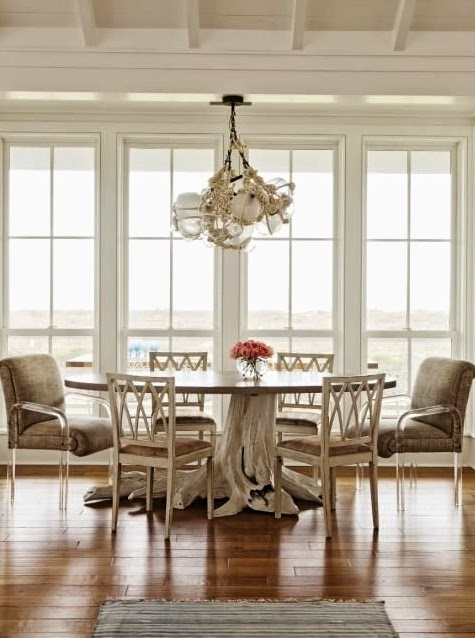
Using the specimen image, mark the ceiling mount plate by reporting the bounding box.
[210,94,252,107]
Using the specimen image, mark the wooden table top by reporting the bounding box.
[64,370,396,395]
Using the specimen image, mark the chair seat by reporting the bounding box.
[275,410,320,429]
[278,435,369,457]
[377,418,453,458]
[121,437,212,459]
[176,414,216,426]
[16,416,112,456]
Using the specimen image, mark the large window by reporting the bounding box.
[123,143,217,368]
[2,142,97,369]
[364,147,456,394]
[243,147,337,359]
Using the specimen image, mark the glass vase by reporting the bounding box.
[236,357,268,380]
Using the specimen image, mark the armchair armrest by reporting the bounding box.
[65,391,111,417]
[396,404,462,449]
[9,401,69,449]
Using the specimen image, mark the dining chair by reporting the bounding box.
[107,373,214,539]
[274,372,386,538]
[377,356,475,510]
[0,353,112,509]
[275,352,335,441]
[149,352,216,451]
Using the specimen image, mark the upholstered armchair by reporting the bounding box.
[0,354,112,509]
[377,357,475,509]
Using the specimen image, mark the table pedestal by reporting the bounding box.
[83,393,322,516]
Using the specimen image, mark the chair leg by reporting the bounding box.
[111,461,121,533]
[59,449,69,510]
[108,448,113,485]
[369,461,379,530]
[409,454,418,488]
[164,463,176,540]
[146,467,154,512]
[274,455,283,518]
[197,432,203,466]
[207,456,214,520]
[7,448,15,504]
[454,451,463,508]
[355,464,363,491]
[329,467,336,510]
[322,462,332,538]
[396,451,405,511]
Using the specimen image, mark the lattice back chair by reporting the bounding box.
[0,354,112,509]
[107,373,214,539]
[149,352,216,450]
[275,373,386,538]
[376,357,475,510]
[275,353,335,441]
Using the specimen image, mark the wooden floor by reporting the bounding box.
[0,466,475,637]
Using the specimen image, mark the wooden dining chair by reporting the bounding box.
[274,372,386,538]
[149,352,216,451]
[275,352,335,441]
[107,373,214,539]
[0,354,112,509]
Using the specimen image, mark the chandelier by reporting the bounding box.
[172,95,295,250]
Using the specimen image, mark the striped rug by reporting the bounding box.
[93,600,399,637]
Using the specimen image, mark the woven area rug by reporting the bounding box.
[93,600,399,637]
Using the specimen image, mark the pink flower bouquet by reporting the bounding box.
[229,339,274,380]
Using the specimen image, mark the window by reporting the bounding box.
[122,143,217,369]
[243,147,337,360]
[3,142,97,369]
[364,147,456,394]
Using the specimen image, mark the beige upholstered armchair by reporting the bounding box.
[0,354,112,509]
[377,357,475,509]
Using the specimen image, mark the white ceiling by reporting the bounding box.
[0,1,475,113]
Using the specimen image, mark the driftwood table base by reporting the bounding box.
[84,392,322,516]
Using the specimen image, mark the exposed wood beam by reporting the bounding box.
[185,0,200,49]
[392,0,416,51]
[291,0,307,50]
[75,0,98,47]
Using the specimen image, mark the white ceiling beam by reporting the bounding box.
[392,0,416,51]
[290,0,307,50]
[75,0,98,48]
[185,0,200,49]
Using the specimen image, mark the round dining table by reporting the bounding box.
[65,370,396,517]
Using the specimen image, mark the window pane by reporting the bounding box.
[172,241,213,329]
[128,240,170,329]
[292,150,333,238]
[7,336,49,356]
[53,336,94,370]
[53,239,94,328]
[53,147,95,236]
[9,239,50,328]
[173,148,215,202]
[411,151,451,240]
[171,337,214,366]
[248,241,289,329]
[366,242,407,330]
[412,339,452,377]
[127,338,168,368]
[292,241,332,329]
[291,338,335,356]
[367,338,408,395]
[367,151,407,239]
[129,148,171,238]
[9,147,50,236]
[410,242,450,330]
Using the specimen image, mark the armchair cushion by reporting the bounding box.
[15,416,112,456]
[377,418,452,458]
[411,357,475,436]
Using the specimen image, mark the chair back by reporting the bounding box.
[276,352,334,411]
[410,357,475,437]
[321,373,386,457]
[107,373,176,456]
[149,351,208,411]
[0,354,65,435]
